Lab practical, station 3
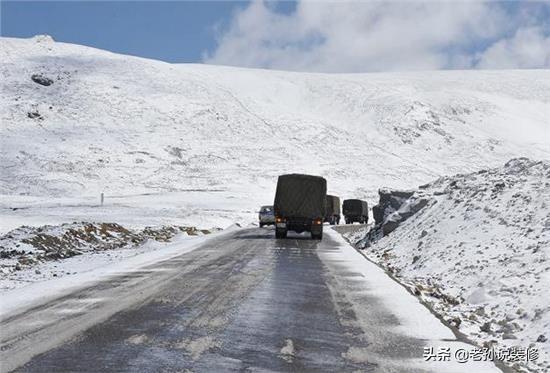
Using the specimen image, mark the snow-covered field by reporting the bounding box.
[345,158,550,372]
[1,35,549,233]
[1,36,549,371]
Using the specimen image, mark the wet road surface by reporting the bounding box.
[1,228,500,372]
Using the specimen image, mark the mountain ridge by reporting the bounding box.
[1,35,549,204]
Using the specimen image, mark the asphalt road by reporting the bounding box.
[1,228,500,373]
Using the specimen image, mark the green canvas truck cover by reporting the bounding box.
[325,195,341,217]
[274,174,327,218]
[343,199,368,216]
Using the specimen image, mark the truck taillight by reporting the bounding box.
[276,216,284,223]
[313,219,322,225]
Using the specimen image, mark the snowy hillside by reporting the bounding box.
[1,35,550,231]
[346,158,550,372]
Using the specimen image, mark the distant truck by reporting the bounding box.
[343,199,369,224]
[274,174,326,240]
[324,195,341,225]
[258,205,275,227]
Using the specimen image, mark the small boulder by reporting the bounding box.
[449,317,461,328]
[480,322,492,333]
[27,111,42,119]
[31,74,54,86]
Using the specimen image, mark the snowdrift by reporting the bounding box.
[346,158,550,372]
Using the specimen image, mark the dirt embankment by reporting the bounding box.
[0,222,213,272]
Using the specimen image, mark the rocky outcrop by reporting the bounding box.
[366,188,431,244]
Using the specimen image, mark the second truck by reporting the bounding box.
[324,195,341,225]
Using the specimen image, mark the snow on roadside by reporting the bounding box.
[0,221,216,292]
[323,230,501,373]
[0,225,238,318]
[344,158,550,373]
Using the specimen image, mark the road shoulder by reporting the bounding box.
[320,229,502,373]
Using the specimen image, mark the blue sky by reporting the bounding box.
[1,1,249,63]
[1,1,549,72]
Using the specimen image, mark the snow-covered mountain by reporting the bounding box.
[1,35,549,230]
[346,158,550,372]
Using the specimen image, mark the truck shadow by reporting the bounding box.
[237,234,273,240]
[237,233,321,241]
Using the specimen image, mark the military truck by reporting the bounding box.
[343,199,369,224]
[274,174,326,240]
[324,195,341,225]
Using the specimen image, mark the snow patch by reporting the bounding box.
[279,338,295,362]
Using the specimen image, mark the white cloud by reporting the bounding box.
[476,26,550,69]
[203,1,550,72]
